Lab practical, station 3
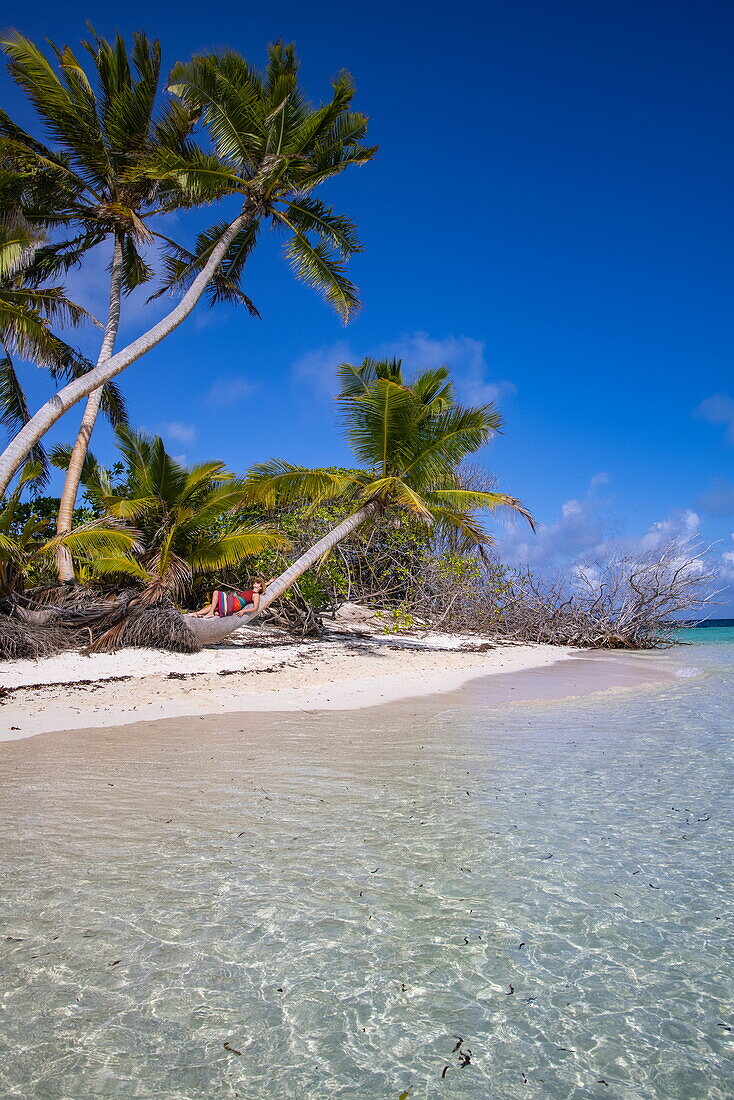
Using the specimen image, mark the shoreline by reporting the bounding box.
[0,628,675,743]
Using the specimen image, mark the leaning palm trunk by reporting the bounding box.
[183,503,377,647]
[0,211,249,497]
[56,233,124,582]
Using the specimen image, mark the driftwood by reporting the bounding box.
[489,538,719,648]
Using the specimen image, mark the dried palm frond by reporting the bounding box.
[0,613,72,659]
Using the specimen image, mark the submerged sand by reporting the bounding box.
[0,626,674,743]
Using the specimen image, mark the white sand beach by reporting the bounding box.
[0,623,676,742]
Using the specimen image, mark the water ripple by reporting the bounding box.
[0,645,732,1097]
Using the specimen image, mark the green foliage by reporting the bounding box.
[243,357,534,552]
[59,427,287,600]
[0,28,196,290]
[144,42,375,321]
[0,462,140,599]
[374,603,417,635]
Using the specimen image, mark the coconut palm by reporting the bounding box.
[183,358,534,646]
[0,40,374,503]
[0,459,139,602]
[53,426,288,601]
[0,28,198,580]
[0,162,127,487]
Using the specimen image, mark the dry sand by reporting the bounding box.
[0,624,675,743]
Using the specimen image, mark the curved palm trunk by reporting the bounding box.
[183,503,377,647]
[0,210,250,497]
[56,233,124,582]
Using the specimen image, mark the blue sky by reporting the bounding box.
[3,0,733,610]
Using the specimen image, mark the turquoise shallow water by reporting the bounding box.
[0,634,732,1099]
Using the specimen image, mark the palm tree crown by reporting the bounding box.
[0,459,139,601]
[54,427,287,600]
[244,357,534,546]
[0,28,193,288]
[146,42,376,320]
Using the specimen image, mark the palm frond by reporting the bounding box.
[188,524,288,572]
[343,377,416,474]
[99,379,128,428]
[283,197,361,257]
[49,441,104,486]
[39,517,141,559]
[425,488,536,530]
[402,404,502,486]
[284,231,360,321]
[242,460,364,508]
[88,553,152,581]
[150,221,260,314]
[427,506,495,549]
[361,476,434,518]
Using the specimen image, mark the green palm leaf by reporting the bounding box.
[243,460,364,508]
[188,525,289,572]
[284,230,360,321]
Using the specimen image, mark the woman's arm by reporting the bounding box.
[236,591,260,617]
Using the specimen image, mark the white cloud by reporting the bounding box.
[291,331,515,408]
[573,562,602,590]
[205,376,256,408]
[501,491,608,567]
[638,508,700,552]
[590,471,610,488]
[374,332,516,407]
[694,393,734,443]
[497,474,710,585]
[158,421,197,444]
[720,536,734,581]
[292,340,353,395]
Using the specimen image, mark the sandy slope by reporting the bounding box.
[0,627,576,740]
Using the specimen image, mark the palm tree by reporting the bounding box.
[0,458,139,603]
[0,160,128,488]
[183,358,534,647]
[0,40,374,502]
[53,426,287,602]
[0,28,197,580]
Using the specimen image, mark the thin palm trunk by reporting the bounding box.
[55,233,124,582]
[183,502,377,647]
[0,210,250,497]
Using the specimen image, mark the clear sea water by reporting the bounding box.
[0,629,732,1099]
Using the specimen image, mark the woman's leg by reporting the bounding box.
[192,590,220,617]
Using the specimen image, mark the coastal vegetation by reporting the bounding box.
[0,28,716,659]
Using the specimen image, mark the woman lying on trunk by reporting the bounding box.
[191,577,274,619]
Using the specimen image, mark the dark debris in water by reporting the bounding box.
[442,1035,473,1076]
[223,1042,242,1055]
